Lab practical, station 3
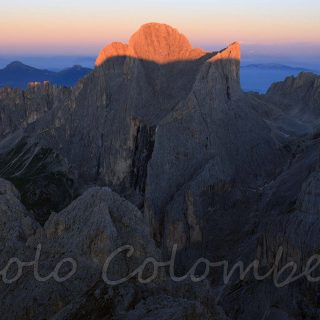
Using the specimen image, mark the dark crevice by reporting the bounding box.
[130,122,156,195]
[226,75,231,100]
[96,133,104,179]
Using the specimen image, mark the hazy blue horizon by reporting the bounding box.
[1,45,319,71]
[1,55,319,70]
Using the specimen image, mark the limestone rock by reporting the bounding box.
[96,22,207,66]
[266,72,320,117]
[296,170,320,215]
[0,187,159,320]
[0,177,20,199]
[123,295,214,320]
[0,82,71,139]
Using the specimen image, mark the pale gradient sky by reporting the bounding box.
[1,0,320,55]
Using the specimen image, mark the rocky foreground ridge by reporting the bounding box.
[1,23,320,319]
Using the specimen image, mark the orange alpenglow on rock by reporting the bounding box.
[211,42,241,62]
[96,22,240,66]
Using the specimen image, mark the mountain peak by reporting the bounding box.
[5,61,33,70]
[128,22,198,62]
[211,42,241,62]
[96,22,208,65]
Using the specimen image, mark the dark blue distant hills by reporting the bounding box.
[0,61,92,88]
[242,63,312,72]
[240,63,317,93]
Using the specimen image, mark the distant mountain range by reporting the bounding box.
[0,61,92,88]
[240,63,317,93]
[241,63,312,72]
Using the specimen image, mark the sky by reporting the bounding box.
[1,0,320,59]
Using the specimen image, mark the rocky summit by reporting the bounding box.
[96,22,209,65]
[0,23,320,319]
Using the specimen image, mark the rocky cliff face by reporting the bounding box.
[266,72,320,117]
[0,23,320,319]
[0,82,71,139]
